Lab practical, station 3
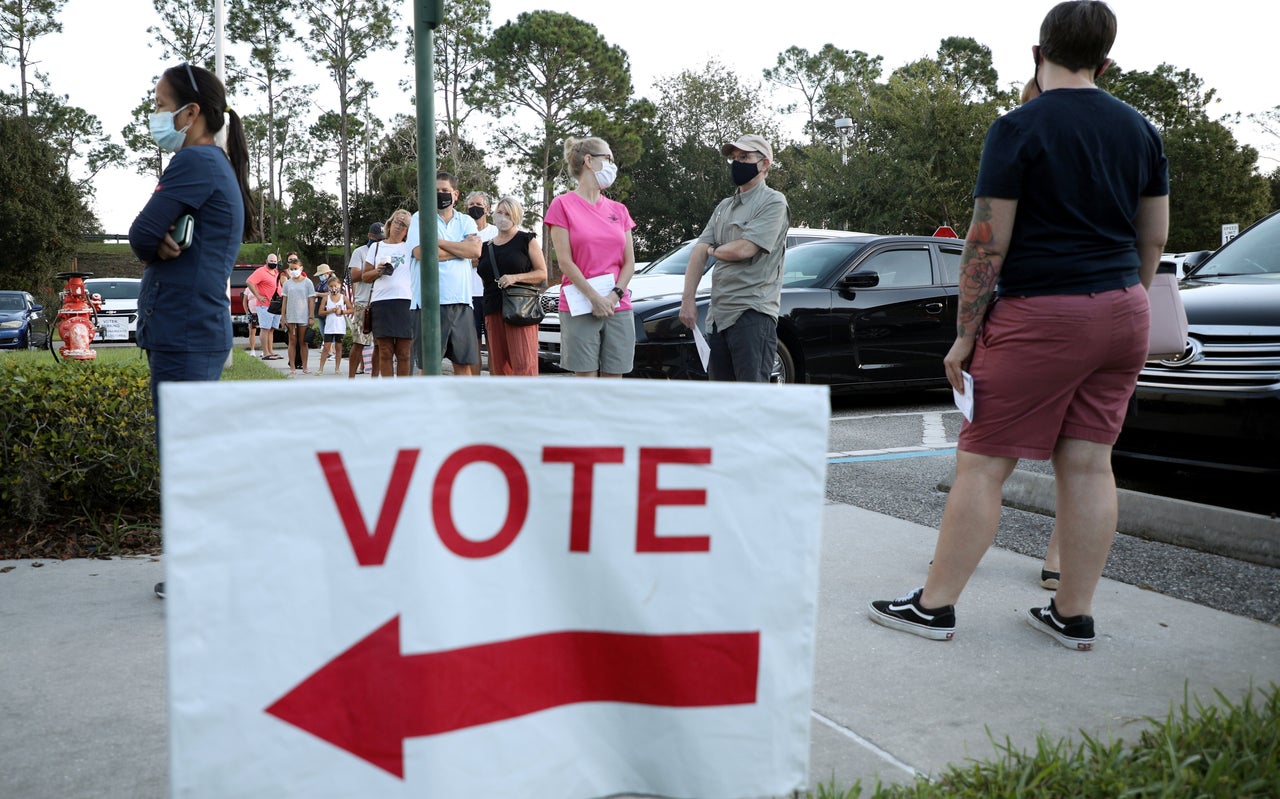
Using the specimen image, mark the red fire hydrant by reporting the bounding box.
[55,271,103,361]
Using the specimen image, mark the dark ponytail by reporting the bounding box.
[163,62,260,242]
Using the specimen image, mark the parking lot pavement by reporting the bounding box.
[3,503,1276,798]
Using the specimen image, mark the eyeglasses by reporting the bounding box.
[589,153,613,162]
[729,153,764,164]
[178,62,200,97]
[287,258,299,263]
[391,219,409,228]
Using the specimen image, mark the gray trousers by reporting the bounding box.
[707,309,776,383]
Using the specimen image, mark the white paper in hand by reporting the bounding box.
[691,324,710,371]
[952,370,974,422]
[563,274,617,316]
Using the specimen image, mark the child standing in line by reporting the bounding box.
[317,276,350,375]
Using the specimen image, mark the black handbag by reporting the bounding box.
[487,242,544,327]
[266,288,282,315]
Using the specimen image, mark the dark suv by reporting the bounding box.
[1114,211,1280,474]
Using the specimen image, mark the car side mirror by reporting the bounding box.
[1182,250,1212,272]
[31,303,43,313]
[841,272,880,289]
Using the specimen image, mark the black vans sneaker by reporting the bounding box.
[1027,599,1094,650]
[869,587,956,640]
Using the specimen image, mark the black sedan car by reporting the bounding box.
[629,235,964,392]
[0,290,51,350]
[1114,211,1280,474]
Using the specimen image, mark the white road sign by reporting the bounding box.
[161,378,830,799]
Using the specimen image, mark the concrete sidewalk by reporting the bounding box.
[2,504,1277,798]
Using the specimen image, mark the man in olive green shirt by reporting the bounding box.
[679,134,790,382]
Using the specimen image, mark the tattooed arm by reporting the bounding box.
[945,196,1017,393]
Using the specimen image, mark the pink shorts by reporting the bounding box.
[958,286,1150,460]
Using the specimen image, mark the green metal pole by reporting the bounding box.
[414,0,443,374]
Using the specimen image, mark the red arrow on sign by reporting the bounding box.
[265,616,760,778]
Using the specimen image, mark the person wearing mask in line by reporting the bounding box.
[678,133,789,383]
[545,136,637,378]
[346,222,383,377]
[128,61,258,600]
[869,0,1168,651]
[247,253,282,359]
[363,210,415,376]
[479,196,548,376]
[316,275,349,375]
[279,253,315,375]
[467,191,498,369]
[408,172,481,375]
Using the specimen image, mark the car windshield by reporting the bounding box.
[85,281,140,299]
[782,240,869,287]
[0,295,25,311]
[639,240,701,276]
[1190,212,1280,278]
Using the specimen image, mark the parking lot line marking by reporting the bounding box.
[830,410,964,423]
[810,709,925,780]
[921,412,948,447]
[827,447,956,464]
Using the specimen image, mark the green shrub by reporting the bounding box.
[0,351,159,527]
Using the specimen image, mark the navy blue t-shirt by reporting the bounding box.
[974,88,1168,297]
[129,144,244,352]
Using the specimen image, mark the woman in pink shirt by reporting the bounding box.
[545,136,637,378]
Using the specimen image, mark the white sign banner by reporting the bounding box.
[162,378,830,799]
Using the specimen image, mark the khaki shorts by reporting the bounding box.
[559,310,635,375]
[349,304,372,346]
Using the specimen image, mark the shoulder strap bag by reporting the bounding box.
[487,239,544,327]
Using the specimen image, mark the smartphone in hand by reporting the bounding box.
[172,214,195,250]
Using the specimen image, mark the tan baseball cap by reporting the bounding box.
[720,134,773,161]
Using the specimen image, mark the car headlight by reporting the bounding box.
[641,312,693,342]
[0,320,23,329]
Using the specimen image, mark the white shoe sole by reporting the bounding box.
[1026,609,1094,650]
[868,604,955,640]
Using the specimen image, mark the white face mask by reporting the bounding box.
[289,268,301,278]
[593,160,618,190]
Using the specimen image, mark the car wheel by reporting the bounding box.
[771,340,795,384]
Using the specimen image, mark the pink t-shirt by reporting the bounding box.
[247,266,278,306]
[544,191,635,312]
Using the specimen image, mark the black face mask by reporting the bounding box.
[437,191,454,210]
[730,160,760,186]
[466,206,486,220]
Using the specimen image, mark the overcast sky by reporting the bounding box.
[17,0,1279,234]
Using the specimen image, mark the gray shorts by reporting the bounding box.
[559,310,635,375]
[441,303,479,366]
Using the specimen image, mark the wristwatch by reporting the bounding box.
[611,286,625,299]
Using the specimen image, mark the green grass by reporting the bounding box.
[794,685,1279,799]
[1,345,283,380]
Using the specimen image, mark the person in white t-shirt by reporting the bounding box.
[466,191,498,370]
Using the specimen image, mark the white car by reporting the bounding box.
[1161,250,1213,280]
[537,228,869,369]
[83,277,141,342]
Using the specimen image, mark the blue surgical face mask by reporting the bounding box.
[149,103,194,153]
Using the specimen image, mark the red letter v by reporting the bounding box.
[317,449,421,566]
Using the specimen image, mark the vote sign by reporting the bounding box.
[162,378,829,799]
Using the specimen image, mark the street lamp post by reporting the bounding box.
[834,117,852,166]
